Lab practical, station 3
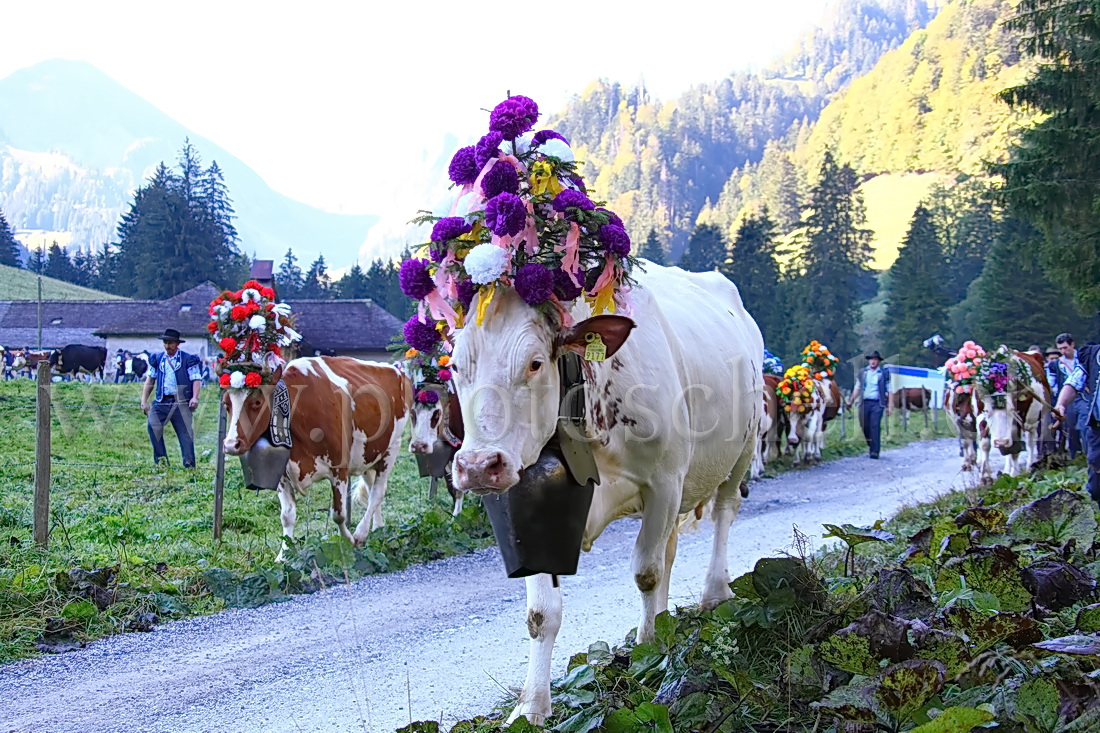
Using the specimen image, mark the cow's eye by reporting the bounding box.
[529,359,543,374]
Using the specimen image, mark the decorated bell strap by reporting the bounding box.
[269,380,293,448]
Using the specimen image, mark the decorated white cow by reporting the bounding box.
[973,346,1051,480]
[397,94,763,725]
[777,364,826,465]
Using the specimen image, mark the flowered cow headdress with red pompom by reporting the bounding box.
[398,94,638,354]
[208,281,301,389]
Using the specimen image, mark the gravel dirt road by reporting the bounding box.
[1,439,970,733]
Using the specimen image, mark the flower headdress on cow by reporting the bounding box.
[398,94,638,351]
[398,342,454,406]
[974,344,1032,408]
[944,340,986,395]
[208,281,301,389]
[776,364,816,413]
[800,340,839,380]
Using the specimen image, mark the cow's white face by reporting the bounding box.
[409,400,443,454]
[980,394,1015,450]
[450,288,633,494]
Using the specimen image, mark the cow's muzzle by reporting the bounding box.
[993,438,1011,449]
[223,437,245,456]
[409,440,433,455]
[787,435,799,446]
[454,449,518,494]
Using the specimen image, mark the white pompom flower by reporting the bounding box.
[241,288,261,303]
[464,243,510,285]
[507,132,534,157]
[537,138,574,163]
[248,314,267,331]
[229,370,246,389]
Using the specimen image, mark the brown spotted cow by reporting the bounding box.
[408,387,466,516]
[752,374,783,478]
[222,356,413,557]
[974,350,1052,481]
[945,388,981,472]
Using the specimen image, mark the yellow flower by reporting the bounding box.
[585,285,617,316]
[529,161,564,197]
[475,285,495,326]
[459,221,483,243]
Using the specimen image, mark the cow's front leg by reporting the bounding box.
[329,477,355,544]
[275,481,297,562]
[507,574,562,726]
[632,492,679,642]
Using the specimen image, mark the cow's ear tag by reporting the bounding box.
[583,333,607,362]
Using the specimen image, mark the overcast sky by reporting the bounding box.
[2,0,826,218]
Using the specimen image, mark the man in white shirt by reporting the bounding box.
[847,350,891,459]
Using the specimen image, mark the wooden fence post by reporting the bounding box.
[33,363,51,548]
[213,399,227,540]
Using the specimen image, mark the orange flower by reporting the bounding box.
[405,348,418,359]
[438,355,451,367]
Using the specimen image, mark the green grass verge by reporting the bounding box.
[433,464,1100,733]
[0,379,492,663]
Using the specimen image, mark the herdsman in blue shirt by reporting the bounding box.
[140,328,203,468]
[846,350,892,459]
[1053,340,1100,504]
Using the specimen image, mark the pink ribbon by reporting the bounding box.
[561,223,582,286]
[522,200,539,255]
[425,289,459,332]
[591,257,617,295]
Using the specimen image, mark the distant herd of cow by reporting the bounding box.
[2,344,114,381]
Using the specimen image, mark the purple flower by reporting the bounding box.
[599,224,631,257]
[596,207,623,228]
[569,175,587,194]
[404,316,440,352]
[474,131,503,169]
[431,217,472,243]
[514,263,554,306]
[489,95,539,140]
[552,189,594,214]
[484,192,526,237]
[456,279,477,311]
[481,160,520,199]
[399,258,436,300]
[533,129,569,146]
[448,146,478,186]
[415,389,440,405]
[553,267,584,301]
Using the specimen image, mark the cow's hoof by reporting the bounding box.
[506,700,549,727]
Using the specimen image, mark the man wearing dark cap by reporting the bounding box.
[1053,336,1100,504]
[846,350,891,459]
[140,328,203,468]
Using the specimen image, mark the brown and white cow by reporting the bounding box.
[974,350,1051,480]
[222,356,412,556]
[407,387,466,516]
[449,264,762,724]
[11,349,51,377]
[751,374,781,478]
[786,383,827,466]
[945,388,981,472]
[891,387,932,411]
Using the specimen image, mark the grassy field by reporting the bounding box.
[0,379,482,662]
[0,379,958,663]
[0,264,126,300]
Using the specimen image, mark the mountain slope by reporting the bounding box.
[0,60,376,266]
[544,0,936,261]
[0,264,125,300]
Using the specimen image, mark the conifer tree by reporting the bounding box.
[678,224,727,272]
[70,250,96,288]
[723,208,780,341]
[790,151,873,378]
[364,258,409,317]
[300,255,332,298]
[995,0,1100,310]
[276,248,304,298]
[884,206,948,365]
[637,229,668,266]
[27,247,46,274]
[0,209,21,268]
[43,242,78,283]
[961,217,1089,348]
[337,263,369,298]
[112,142,243,298]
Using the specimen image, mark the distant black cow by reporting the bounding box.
[50,345,108,382]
